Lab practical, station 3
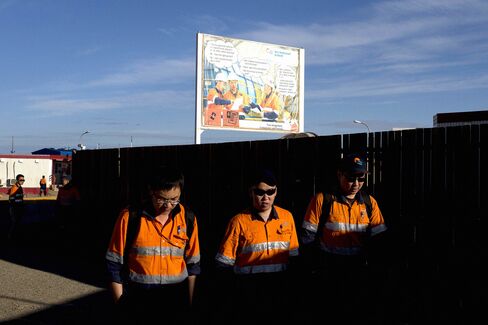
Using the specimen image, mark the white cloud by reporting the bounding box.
[88,57,194,87]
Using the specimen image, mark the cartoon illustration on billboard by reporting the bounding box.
[198,33,303,133]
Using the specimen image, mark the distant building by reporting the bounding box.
[31,147,73,157]
[433,110,488,127]
[0,153,72,195]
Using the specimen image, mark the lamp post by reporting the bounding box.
[353,120,371,133]
[78,131,89,150]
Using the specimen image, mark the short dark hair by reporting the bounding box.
[249,167,277,187]
[16,174,24,181]
[148,166,184,192]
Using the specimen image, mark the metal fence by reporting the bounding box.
[72,124,486,322]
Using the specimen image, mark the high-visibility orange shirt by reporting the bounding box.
[223,90,250,111]
[8,184,24,204]
[216,206,299,274]
[207,87,227,110]
[106,205,200,285]
[302,192,387,256]
[40,178,47,185]
[259,92,282,111]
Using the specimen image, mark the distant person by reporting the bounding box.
[7,174,26,240]
[39,175,47,196]
[259,76,282,120]
[55,175,81,229]
[224,73,250,111]
[215,168,299,324]
[106,166,200,324]
[207,72,232,110]
[300,153,388,324]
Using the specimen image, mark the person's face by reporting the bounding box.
[229,80,238,93]
[338,171,366,198]
[251,182,277,212]
[62,178,69,186]
[17,177,25,185]
[150,186,181,214]
[264,84,272,96]
[216,81,226,92]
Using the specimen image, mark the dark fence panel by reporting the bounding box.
[71,125,485,323]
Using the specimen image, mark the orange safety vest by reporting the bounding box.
[223,90,249,111]
[207,87,227,110]
[302,192,387,255]
[216,206,299,274]
[106,205,200,285]
[259,92,282,111]
[8,184,24,204]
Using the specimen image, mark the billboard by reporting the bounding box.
[196,33,304,140]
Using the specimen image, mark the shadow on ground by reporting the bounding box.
[0,200,115,324]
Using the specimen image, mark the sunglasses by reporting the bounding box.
[345,175,366,183]
[18,179,25,182]
[252,187,277,196]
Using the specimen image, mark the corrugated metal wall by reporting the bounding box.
[72,124,487,322]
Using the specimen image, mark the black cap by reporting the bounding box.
[339,154,367,174]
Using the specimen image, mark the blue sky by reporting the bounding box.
[1,0,487,153]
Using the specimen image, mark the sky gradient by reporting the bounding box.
[1,0,487,153]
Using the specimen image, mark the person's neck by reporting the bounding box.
[256,208,272,222]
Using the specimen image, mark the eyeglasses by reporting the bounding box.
[152,195,180,205]
[18,179,25,182]
[252,187,277,196]
[345,175,366,183]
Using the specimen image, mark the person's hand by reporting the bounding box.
[263,111,278,120]
[249,102,261,111]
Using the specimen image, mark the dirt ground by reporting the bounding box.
[0,200,114,324]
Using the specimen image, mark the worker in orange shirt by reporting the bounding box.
[206,72,233,110]
[7,174,26,240]
[259,76,282,121]
[215,168,299,324]
[39,175,47,196]
[300,154,388,324]
[106,166,200,323]
[223,73,250,112]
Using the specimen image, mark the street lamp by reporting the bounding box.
[353,120,371,133]
[78,131,89,150]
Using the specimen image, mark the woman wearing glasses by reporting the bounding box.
[215,168,299,324]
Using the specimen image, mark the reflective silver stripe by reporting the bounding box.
[106,251,123,264]
[129,268,188,284]
[289,248,299,256]
[371,224,387,236]
[185,254,201,264]
[240,241,290,255]
[319,241,362,255]
[215,253,235,266]
[234,263,287,274]
[302,221,318,232]
[325,221,368,233]
[132,246,185,257]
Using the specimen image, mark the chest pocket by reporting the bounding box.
[276,222,292,240]
[171,228,189,248]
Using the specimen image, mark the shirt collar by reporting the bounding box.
[250,206,278,221]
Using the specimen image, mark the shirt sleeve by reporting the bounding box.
[215,216,241,267]
[300,193,323,244]
[105,209,130,283]
[185,215,201,276]
[368,196,387,236]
